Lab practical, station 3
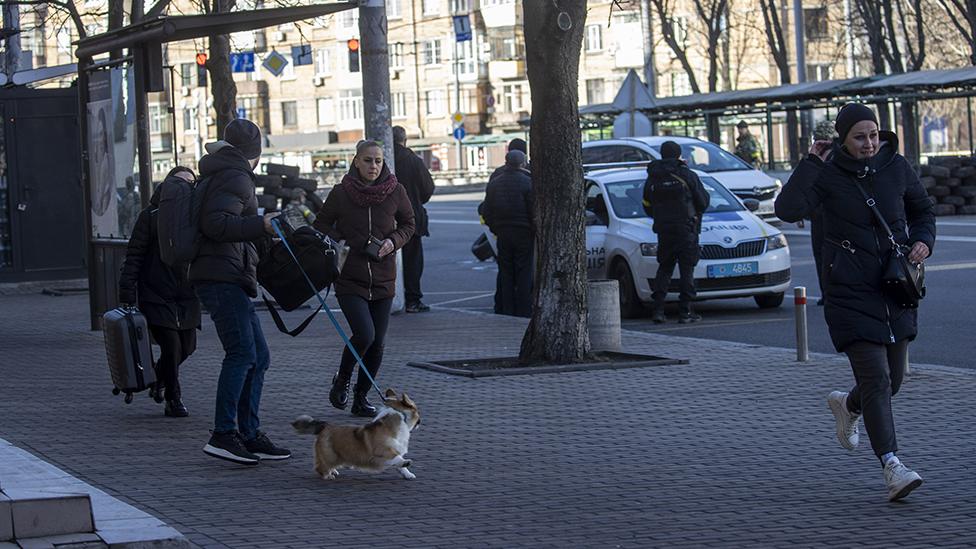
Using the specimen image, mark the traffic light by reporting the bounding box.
[196,52,208,87]
[347,39,360,73]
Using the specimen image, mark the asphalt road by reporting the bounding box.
[419,191,976,371]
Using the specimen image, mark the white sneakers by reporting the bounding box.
[884,457,924,502]
[827,391,860,450]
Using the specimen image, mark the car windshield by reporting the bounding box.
[602,177,744,219]
[649,142,752,172]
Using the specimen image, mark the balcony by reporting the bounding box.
[481,2,520,28]
[488,60,525,80]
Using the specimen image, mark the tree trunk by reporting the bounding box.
[209,0,238,139]
[519,1,590,364]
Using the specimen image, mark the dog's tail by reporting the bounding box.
[292,414,328,435]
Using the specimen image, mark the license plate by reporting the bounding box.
[707,261,759,278]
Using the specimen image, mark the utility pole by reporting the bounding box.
[793,0,811,153]
[2,3,21,81]
[640,0,656,133]
[454,39,462,171]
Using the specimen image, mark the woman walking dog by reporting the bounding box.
[118,167,201,418]
[314,140,415,417]
[775,103,936,501]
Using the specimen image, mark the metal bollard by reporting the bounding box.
[794,287,809,362]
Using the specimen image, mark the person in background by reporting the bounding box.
[392,126,436,313]
[480,150,533,318]
[642,140,710,324]
[734,120,763,168]
[118,167,200,418]
[118,176,141,236]
[489,138,529,183]
[315,140,416,418]
[191,119,291,465]
[775,102,935,502]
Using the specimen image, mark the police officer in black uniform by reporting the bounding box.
[642,141,710,324]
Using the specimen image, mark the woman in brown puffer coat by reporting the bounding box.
[313,140,415,417]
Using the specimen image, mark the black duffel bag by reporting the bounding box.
[258,222,340,335]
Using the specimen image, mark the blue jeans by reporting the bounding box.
[195,283,270,441]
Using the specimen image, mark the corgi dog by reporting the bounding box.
[292,389,420,480]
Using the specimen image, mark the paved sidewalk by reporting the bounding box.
[0,292,974,548]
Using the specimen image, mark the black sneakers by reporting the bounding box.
[244,432,292,460]
[164,399,189,418]
[678,311,702,324]
[405,301,430,313]
[203,431,259,465]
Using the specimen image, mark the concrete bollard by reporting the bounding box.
[588,279,621,351]
[794,286,809,362]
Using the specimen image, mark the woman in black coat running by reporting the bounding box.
[775,103,936,502]
[119,167,202,418]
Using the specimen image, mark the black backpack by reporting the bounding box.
[156,175,211,266]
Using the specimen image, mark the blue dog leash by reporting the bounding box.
[270,218,386,403]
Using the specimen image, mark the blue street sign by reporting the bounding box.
[230,52,255,73]
[453,15,472,42]
[236,107,247,119]
[453,126,466,141]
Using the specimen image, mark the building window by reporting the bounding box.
[425,90,446,116]
[451,0,470,12]
[491,31,522,60]
[282,101,298,127]
[56,28,72,54]
[315,48,332,75]
[806,64,833,82]
[423,39,442,65]
[183,107,198,132]
[149,104,169,133]
[387,0,402,18]
[422,0,440,16]
[181,63,195,88]
[392,92,408,119]
[667,17,689,48]
[317,97,334,126]
[237,97,257,120]
[804,8,828,41]
[670,72,691,96]
[339,89,363,121]
[339,9,358,29]
[389,42,404,69]
[453,39,476,77]
[502,84,524,112]
[585,79,605,105]
[585,25,602,52]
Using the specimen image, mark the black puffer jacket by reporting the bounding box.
[642,158,710,235]
[118,183,201,331]
[774,132,936,352]
[188,143,268,297]
[481,166,533,232]
[394,143,435,237]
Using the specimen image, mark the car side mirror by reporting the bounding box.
[743,198,760,212]
[585,210,599,226]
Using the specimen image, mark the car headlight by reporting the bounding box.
[640,243,658,256]
[766,233,788,250]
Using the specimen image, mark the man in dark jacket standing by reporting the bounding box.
[489,138,528,183]
[392,126,435,313]
[643,141,710,324]
[190,119,290,466]
[481,150,533,317]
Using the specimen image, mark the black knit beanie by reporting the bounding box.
[224,119,262,159]
[835,103,878,141]
[660,140,682,159]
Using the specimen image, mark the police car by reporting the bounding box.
[584,167,791,318]
[582,136,782,218]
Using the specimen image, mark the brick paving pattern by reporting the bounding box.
[1,292,974,548]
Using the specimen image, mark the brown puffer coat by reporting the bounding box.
[313,170,415,300]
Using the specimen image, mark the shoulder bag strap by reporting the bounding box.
[262,293,324,337]
[852,179,901,252]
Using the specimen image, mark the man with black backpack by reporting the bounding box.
[189,119,290,465]
[642,141,710,324]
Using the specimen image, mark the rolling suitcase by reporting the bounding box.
[102,307,160,404]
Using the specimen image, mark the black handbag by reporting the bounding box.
[853,181,926,309]
[258,221,340,335]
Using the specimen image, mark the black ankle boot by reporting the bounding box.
[329,373,350,410]
[350,390,377,418]
[164,399,188,418]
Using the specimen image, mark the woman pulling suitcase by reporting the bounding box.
[119,167,202,418]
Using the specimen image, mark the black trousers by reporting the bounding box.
[148,325,197,401]
[336,295,393,394]
[651,232,700,312]
[844,340,909,459]
[495,228,533,318]
[402,235,424,304]
[810,209,824,295]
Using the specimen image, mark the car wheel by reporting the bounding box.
[754,292,784,309]
[611,260,645,319]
